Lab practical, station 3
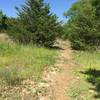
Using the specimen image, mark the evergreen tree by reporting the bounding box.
[0,11,3,30]
[63,0,100,50]
[13,0,62,46]
[0,10,7,31]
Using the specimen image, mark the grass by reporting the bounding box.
[0,39,58,99]
[74,51,100,70]
[0,41,58,85]
[71,51,100,100]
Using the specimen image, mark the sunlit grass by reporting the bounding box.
[0,42,58,84]
[72,51,100,100]
[74,51,100,70]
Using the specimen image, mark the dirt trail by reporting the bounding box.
[37,40,76,100]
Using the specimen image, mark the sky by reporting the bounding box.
[0,0,77,22]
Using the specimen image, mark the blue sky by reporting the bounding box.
[0,0,77,21]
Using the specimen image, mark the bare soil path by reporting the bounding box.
[37,40,77,100]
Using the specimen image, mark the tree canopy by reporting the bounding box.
[63,0,100,50]
[8,0,63,47]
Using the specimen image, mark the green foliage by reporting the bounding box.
[8,18,33,43]
[63,0,100,50]
[9,0,63,47]
[0,10,7,32]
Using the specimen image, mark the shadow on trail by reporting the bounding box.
[80,68,100,98]
[49,46,64,50]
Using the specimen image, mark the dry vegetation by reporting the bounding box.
[0,33,58,99]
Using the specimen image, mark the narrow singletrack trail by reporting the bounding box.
[38,40,77,100]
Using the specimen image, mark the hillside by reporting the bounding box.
[0,0,100,99]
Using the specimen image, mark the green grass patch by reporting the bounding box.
[0,42,58,85]
[74,51,100,70]
[73,51,100,100]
